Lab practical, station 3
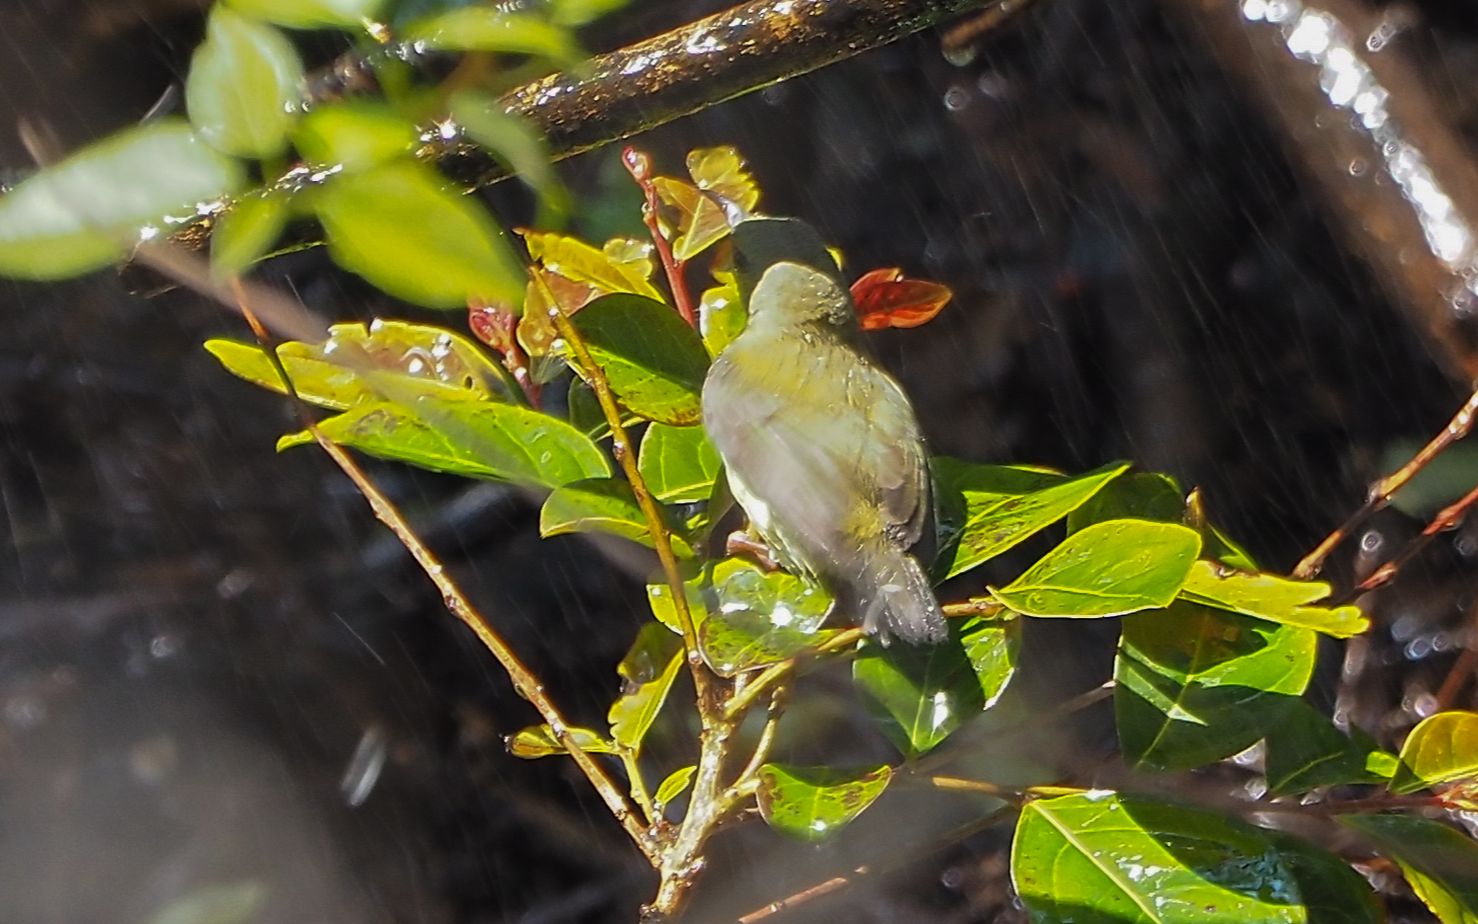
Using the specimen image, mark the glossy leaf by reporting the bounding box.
[279,397,611,488]
[521,231,661,301]
[687,146,760,210]
[569,294,710,426]
[211,190,290,276]
[313,161,525,308]
[637,422,722,503]
[450,92,568,226]
[186,8,303,157]
[992,520,1201,619]
[224,0,385,29]
[292,101,417,171]
[0,119,244,280]
[696,559,836,675]
[698,280,745,358]
[652,147,760,261]
[609,624,684,751]
[1392,710,1478,794]
[206,319,516,410]
[959,616,1020,707]
[507,724,616,758]
[1014,792,1327,924]
[1116,602,1316,770]
[1180,561,1369,638]
[654,765,696,807]
[756,764,891,842]
[934,459,1128,580]
[1264,700,1396,795]
[402,9,582,63]
[849,267,952,331]
[540,478,694,557]
[1267,831,1384,924]
[1342,814,1478,924]
[853,631,986,757]
[1067,471,1185,532]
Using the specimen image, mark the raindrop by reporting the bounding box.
[1404,636,1434,661]
[1348,158,1369,177]
[940,866,965,889]
[341,726,389,808]
[942,86,970,112]
[1359,529,1384,553]
[1409,691,1438,717]
[149,633,180,660]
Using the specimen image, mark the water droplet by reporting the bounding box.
[1359,529,1384,553]
[942,86,970,112]
[942,43,976,68]
[1348,158,1369,177]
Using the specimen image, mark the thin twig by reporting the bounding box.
[1347,480,1478,598]
[1296,386,1478,579]
[622,148,698,328]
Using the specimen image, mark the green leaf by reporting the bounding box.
[569,294,710,426]
[609,624,684,751]
[224,0,385,30]
[637,422,722,503]
[548,0,629,26]
[522,231,662,300]
[1013,792,1318,924]
[653,765,696,808]
[853,629,987,757]
[312,161,525,308]
[211,190,291,276]
[698,280,745,358]
[280,397,610,487]
[540,477,693,557]
[185,8,303,158]
[206,319,517,410]
[1116,602,1316,770]
[992,520,1201,619]
[147,881,267,924]
[292,101,418,172]
[959,616,1020,707]
[402,9,582,64]
[1267,831,1384,924]
[0,119,244,280]
[646,577,708,635]
[449,92,568,226]
[1264,700,1396,795]
[1180,561,1369,638]
[1392,710,1478,794]
[507,724,616,758]
[934,459,1128,580]
[695,558,836,676]
[1067,471,1185,531]
[756,764,891,842]
[1342,813,1478,924]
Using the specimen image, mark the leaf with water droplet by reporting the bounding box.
[1390,710,1478,794]
[402,8,582,64]
[521,231,662,301]
[637,422,722,504]
[540,477,694,557]
[992,519,1201,618]
[1115,602,1315,771]
[756,763,891,842]
[508,724,616,758]
[1180,561,1369,638]
[568,294,710,426]
[853,627,986,758]
[695,559,837,676]
[609,624,684,752]
[698,279,745,357]
[959,615,1019,708]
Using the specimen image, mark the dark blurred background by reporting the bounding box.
[4,0,1478,920]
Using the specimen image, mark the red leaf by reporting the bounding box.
[850,267,952,331]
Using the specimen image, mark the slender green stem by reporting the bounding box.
[621,749,657,825]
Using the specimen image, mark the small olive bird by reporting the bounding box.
[701,216,947,645]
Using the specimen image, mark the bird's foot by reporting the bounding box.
[725,531,780,571]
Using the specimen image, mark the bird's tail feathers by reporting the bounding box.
[860,553,947,646]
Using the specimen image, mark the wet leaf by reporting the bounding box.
[206,319,517,409]
[293,101,417,171]
[756,763,891,842]
[403,9,582,64]
[0,119,244,280]
[687,146,759,210]
[1264,700,1396,795]
[959,616,1020,707]
[646,576,709,635]
[992,519,1201,619]
[637,422,722,503]
[849,267,952,331]
[521,231,662,301]
[853,629,986,757]
[1342,814,1478,924]
[507,724,616,758]
[1180,561,1369,638]
[279,396,610,488]
[698,279,745,357]
[1268,831,1385,924]
[313,161,525,308]
[1392,711,1478,794]
[609,624,684,751]
[1067,471,1185,531]
[1013,792,1324,924]
[934,459,1128,580]
[1116,602,1316,770]
[653,765,697,807]
[147,881,267,924]
[450,92,568,226]
[568,294,709,425]
[211,190,290,276]
[540,477,694,557]
[224,0,385,30]
[696,559,836,675]
[186,8,302,157]
[653,178,732,262]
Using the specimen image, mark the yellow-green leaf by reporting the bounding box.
[292,101,418,172]
[521,230,662,300]
[1180,561,1369,638]
[608,624,683,751]
[402,9,582,64]
[225,0,386,30]
[1392,711,1478,794]
[507,724,616,758]
[186,7,303,157]
[756,764,891,842]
